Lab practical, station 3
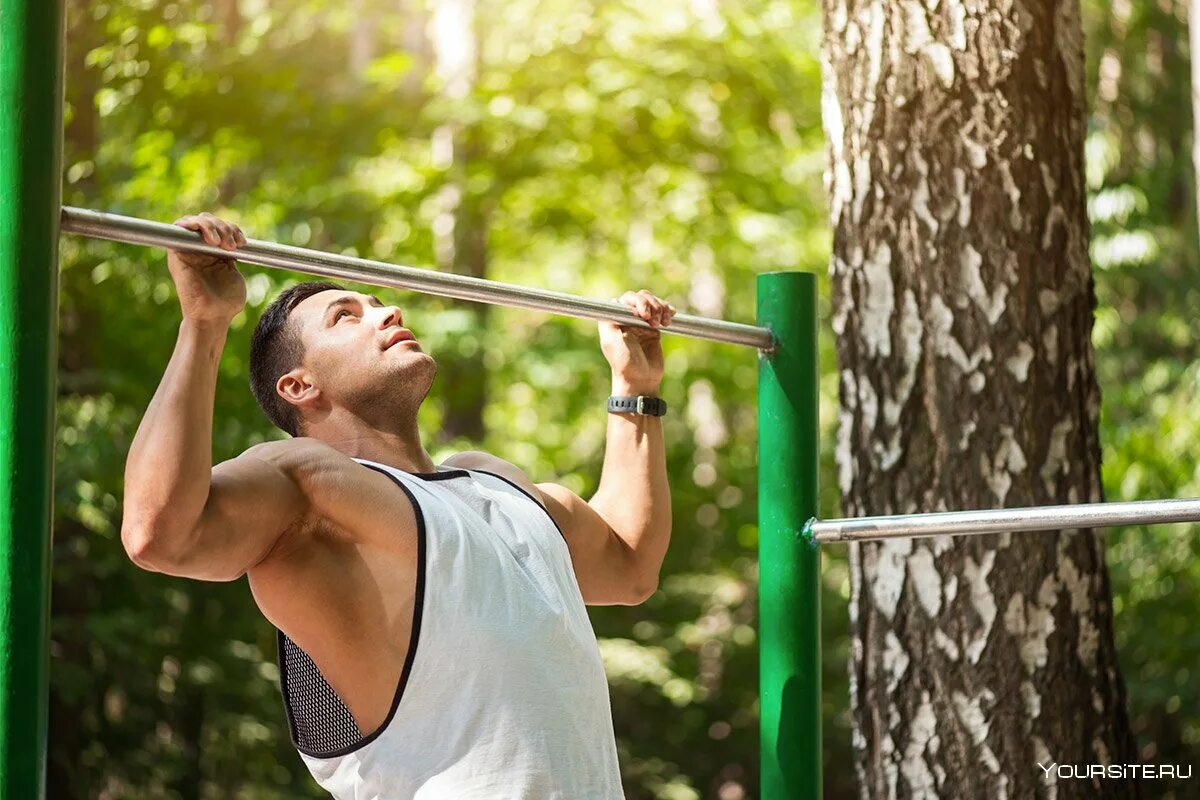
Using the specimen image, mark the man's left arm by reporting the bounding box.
[537,290,675,606]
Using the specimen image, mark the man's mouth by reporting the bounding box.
[385,329,417,349]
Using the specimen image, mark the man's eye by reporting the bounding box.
[336,310,352,321]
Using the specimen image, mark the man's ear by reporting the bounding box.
[277,369,321,409]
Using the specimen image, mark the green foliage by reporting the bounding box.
[53,0,1196,797]
[56,1,836,797]
[1083,0,1200,787]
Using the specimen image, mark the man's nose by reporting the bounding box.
[377,305,403,329]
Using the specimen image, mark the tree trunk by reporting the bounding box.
[819,0,1140,797]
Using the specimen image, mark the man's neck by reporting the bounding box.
[304,412,437,474]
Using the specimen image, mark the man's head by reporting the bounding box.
[249,281,436,437]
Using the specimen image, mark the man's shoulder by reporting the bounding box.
[440,449,510,471]
[237,436,351,478]
[442,450,543,499]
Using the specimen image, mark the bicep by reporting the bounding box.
[168,445,310,582]
[536,482,650,606]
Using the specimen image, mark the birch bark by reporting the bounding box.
[819,0,1140,796]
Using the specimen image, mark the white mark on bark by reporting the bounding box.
[837,418,854,495]
[860,375,879,437]
[1040,419,1073,495]
[951,690,994,746]
[861,243,895,358]
[1057,545,1100,674]
[997,160,1024,229]
[931,534,954,557]
[1054,0,1086,101]
[963,551,997,663]
[1033,736,1058,798]
[1043,323,1059,366]
[984,425,1027,504]
[1093,736,1111,766]
[849,541,862,625]
[871,537,913,620]
[962,135,988,169]
[929,295,993,374]
[908,546,943,616]
[912,150,940,235]
[957,418,977,452]
[831,260,850,336]
[902,0,932,52]
[853,152,873,224]
[1003,579,1057,674]
[980,745,1002,773]
[883,632,911,694]
[883,290,923,428]
[952,168,971,228]
[960,245,1009,324]
[947,0,967,50]
[1005,342,1034,382]
[880,733,900,797]
[1020,680,1042,720]
[1040,161,1058,199]
[934,628,960,661]
[1042,204,1067,250]
[822,78,850,224]
[901,692,939,800]
[925,43,955,87]
[837,369,856,494]
[829,0,847,33]
[944,573,958,605]
[1038,288,1060,315]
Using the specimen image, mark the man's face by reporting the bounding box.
[284,289,437,422]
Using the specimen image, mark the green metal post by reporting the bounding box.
[757,272,820,800]
[0,0,64,796]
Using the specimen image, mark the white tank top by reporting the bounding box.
[274,458,625,799]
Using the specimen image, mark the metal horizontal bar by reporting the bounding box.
[60,206,775,350]
[806,497,1200,543]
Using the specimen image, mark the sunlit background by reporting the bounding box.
[53,0,1198,797]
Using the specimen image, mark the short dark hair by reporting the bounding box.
[249,280,344,436]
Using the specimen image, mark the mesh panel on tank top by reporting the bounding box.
[279,631,363,754]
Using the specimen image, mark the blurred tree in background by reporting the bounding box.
[52,0,1196,798]
[1084,0,1200,791]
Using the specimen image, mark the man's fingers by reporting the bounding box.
[617,290,676,328]
[196,218,222,246]
[635,289,673,327]
[173,213,243,250]
[201,213,237,250]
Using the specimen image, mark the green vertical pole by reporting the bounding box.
[757,272,820,800]
[0,0,64,796]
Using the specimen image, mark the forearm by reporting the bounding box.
[122,318,226,546]
[588,384,672,581]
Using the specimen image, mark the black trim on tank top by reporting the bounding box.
[409,468,471,480]
[467,468,570,545]
[275,463,428,760]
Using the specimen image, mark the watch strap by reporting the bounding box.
[608,395,667,416]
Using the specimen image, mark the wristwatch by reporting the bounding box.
[608,395,667,416]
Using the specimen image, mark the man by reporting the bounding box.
[120,212,675,798]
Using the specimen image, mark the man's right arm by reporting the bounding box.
[121,326,311,582]
[120,212,304,582]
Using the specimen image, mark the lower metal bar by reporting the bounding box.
[806,498,1200,543]
[60,206,775,350]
